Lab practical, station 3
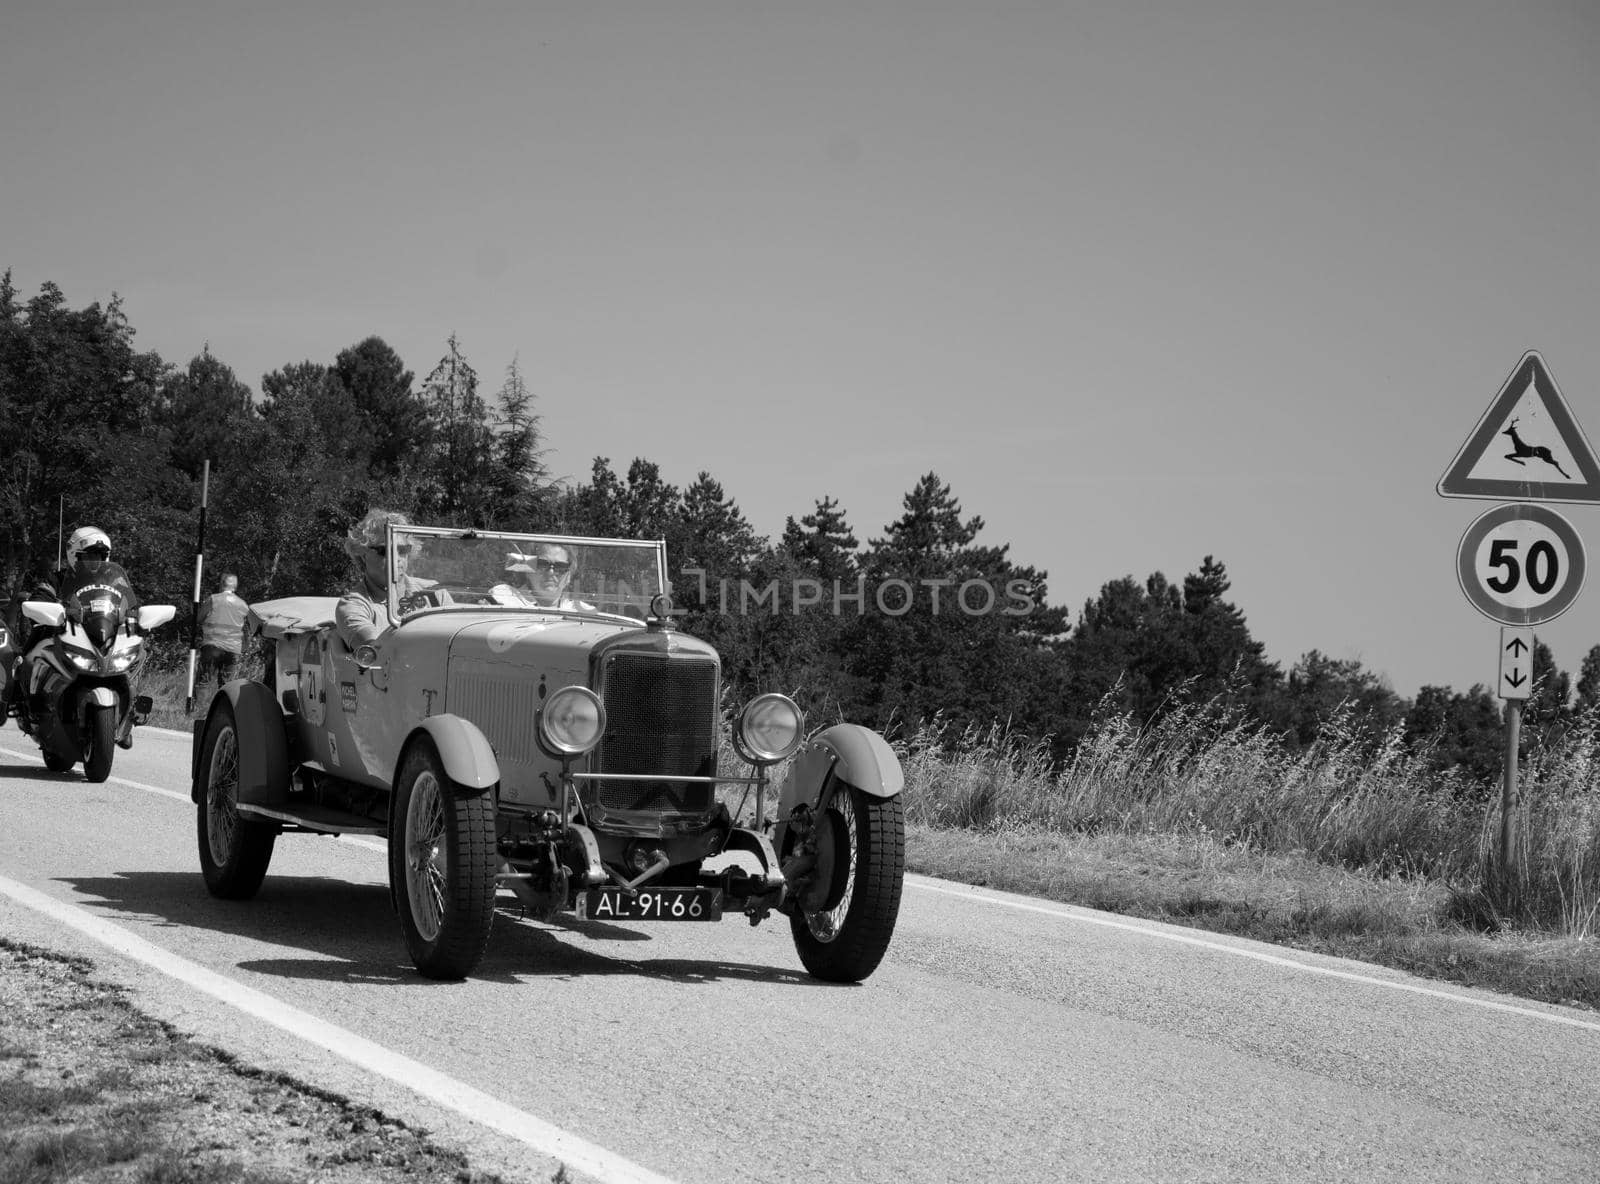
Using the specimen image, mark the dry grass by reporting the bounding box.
[895,697,1600,1008]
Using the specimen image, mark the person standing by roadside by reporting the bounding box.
[196,573,248,685]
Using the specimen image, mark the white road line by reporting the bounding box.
[10,738,1591,1035]
[144,725,196,740]
[909,877,1600,1034]
[0,874,678,1184]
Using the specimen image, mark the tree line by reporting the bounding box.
[5,274,1597,788]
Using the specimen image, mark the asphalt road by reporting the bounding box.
[2,725,1597,1184]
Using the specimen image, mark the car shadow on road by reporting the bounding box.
[58,871,814,989]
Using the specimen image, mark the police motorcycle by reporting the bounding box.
[11,586,176,781]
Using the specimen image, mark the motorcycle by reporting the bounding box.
[10,587,176,781]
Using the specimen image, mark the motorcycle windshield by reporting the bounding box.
[74,587,126,650]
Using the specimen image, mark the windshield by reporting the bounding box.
[386,527,667,622]
[72,584,128,649]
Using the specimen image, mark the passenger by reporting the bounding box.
[489,542,594,610]
[334,509,431,649]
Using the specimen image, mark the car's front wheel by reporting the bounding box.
[389,741,497,980]
[197,699,277,898]
[788,781,906,983]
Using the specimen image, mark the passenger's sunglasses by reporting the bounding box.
[82,546,110,558]
[533,558,571,574]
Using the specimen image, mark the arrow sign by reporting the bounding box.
[1499,626,1534,700]
[1439,351,1600,503]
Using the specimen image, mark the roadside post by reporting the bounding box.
[184,459,210,716]
[1439,352,1599,883]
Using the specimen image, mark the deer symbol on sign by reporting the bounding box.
[1502,418,1571,478]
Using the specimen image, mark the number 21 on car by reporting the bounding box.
[1456,502,1587,626]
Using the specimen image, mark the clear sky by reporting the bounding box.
[4,0,1597,699]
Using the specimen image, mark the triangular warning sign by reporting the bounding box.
[1438,351,1600,503]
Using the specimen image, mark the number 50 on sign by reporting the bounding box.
[1456,503,1586,626]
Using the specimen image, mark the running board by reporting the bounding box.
[236,802,386,836]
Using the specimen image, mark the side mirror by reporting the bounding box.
[21,601,66,628]
[354,643,383,671]
[137,605,177,630]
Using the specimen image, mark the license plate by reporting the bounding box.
[581,887,722,922]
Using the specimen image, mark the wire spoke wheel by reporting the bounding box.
[404,771,449,942]
[388,742,496,980]
[206,727,241,867]
[789,781,906,983]
[805,800,859,942]
[196,699,276,899]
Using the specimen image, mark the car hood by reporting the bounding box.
[410,608,719,670]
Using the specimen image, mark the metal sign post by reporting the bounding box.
[1496,627,1533,881]
[1442,352,1597,889]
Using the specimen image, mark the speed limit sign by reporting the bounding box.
[1456,503,1586,625]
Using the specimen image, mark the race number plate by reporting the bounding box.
[581,887,722,922]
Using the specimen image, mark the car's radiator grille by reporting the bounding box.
[595,653,717,814]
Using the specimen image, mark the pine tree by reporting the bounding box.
[419,333,494,525]
[334,337,428,479]
[1574,645,1600,716]
[851,472,1070,741]
[780,496,860,583]
[489,356,549,526]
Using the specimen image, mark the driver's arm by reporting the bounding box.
[334,593,384,649]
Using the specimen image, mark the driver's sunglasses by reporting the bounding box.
[82,546,110,559]
[534,557,571,574]
[370,545,412,556]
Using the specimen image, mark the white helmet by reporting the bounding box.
[67,526,112,567]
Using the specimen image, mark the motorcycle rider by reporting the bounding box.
[7,527,141,717]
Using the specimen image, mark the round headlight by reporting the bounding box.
[539,686,606,757]
[737,693,804,764]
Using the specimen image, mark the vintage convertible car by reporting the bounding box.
[190,526,906,981]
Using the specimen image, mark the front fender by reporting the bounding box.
[81,686,118,714]
[192,680,289,806]
[773,725,903,851]
[410,714,499,792]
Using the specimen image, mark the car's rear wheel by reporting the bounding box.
[389,741,496,980]
[788,781,906,983]
[197,700,277,898]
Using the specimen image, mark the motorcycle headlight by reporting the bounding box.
[538,686,606,758]
[736,693,805,764]
[108,651,137,673]
[65,648,98,673]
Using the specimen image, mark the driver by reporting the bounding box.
[44,527,141,615]
[490,542,593,610]
[334,509,433,649]
[6,526,140,714]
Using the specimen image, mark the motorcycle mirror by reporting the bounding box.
[136,605,177,630]
[20,601,65,628]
